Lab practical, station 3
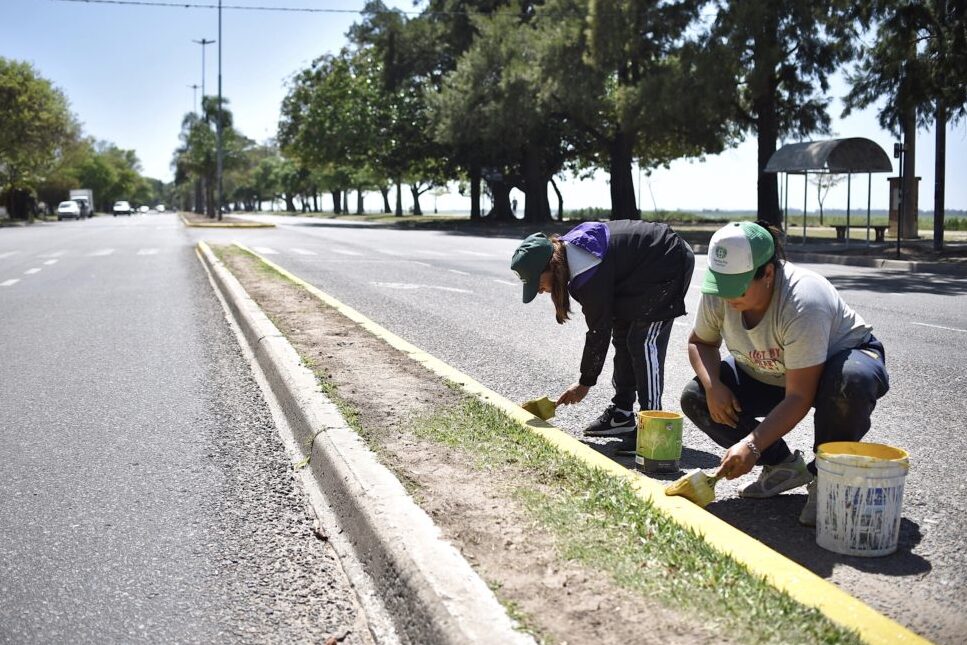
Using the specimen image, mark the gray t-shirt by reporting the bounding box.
[694,262,872,387]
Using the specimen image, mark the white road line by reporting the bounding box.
[43,259,58,265]
[494,279,518,286]
[371,282,472,294]
[912,322,967,334]
[410,261,433,268]
[333,249,363,256]
[137,248,159,255]
[1,279,19,287]
[291,248,317,256]
[252,246,278,255]
[88,249,114,256]
[24,268,41,275]
[39,251,65,258]
[455,249,492,257]
[0,251,18,259]
[375,249,405,256]
[448,269,470,276]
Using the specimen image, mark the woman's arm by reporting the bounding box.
[717,363,824,479]
[687,331,742,428]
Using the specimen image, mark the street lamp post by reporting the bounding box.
[192,38,215,109]
[216,0,224,221]
[187,83,199,114]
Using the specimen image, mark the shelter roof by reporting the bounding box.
[764,137,893,174]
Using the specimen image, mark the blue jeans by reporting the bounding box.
[679,336,890,474]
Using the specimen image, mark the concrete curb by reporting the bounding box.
[196,242,531,645]
[233,243,930,645]
[179,213,275,228]
[691,244,967,276]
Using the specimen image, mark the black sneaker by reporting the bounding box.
[583,405,636,436]
[614,429,637,456]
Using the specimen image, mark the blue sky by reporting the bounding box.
[6,0,966,212]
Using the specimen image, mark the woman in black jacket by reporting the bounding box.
[511,220,694,452]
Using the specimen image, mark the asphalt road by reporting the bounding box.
[0,214,366,643]
[191,212,967,642]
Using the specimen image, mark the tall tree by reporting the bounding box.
[845,0,967,249]
[708,0,857,226]
[0,58,77,219]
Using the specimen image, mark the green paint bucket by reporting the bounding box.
[635,410,683,474]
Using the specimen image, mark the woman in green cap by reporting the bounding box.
[511,220,694,454]
[680,221,890,526]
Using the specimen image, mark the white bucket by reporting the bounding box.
[815,441,909,557]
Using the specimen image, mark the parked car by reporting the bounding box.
[139,205,149,213]
[156,204,166,212]
[57,200,82,220]
[113,200,132,216]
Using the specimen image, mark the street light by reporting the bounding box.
[187,83,199,114]
[192,37,215,110]
[216,0,224,220]
[894,141,904,258]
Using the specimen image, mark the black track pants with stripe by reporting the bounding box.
[610,318,675,412]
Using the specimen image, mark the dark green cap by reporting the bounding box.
[511,232,553,303]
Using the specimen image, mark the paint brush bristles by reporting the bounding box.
[665,470,722,507]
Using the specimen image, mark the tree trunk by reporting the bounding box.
[754,88,781,227]
[902,106,917,239]
[470,159,481,221]
[194,179,204,214]
[933,98,946,251]
[331,190,341,214]
[485,180,514,221]
[284,193,295,212]
[357,189,364,214]
[522,148,551,224]
[395,180,403,216]
[312,192,319,212]
[380,187,392,213]
[608,133,637,220]
[550,176,564,221]
[410,185,423,215]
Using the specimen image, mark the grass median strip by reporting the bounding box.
[210,242,860,644]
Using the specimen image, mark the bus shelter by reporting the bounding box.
[765,137,893,245]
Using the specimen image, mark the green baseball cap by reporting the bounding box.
[511,232,553,303]
[701,222,775,298]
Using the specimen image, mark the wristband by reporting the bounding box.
[745,438,761,459]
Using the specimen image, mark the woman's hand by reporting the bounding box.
[716,440,757,480]
[556,383,589,406]
[706,383,742,428]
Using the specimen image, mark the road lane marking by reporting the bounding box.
[333,249,363,256]
[371,281,472,294]
[24,268,41,275]
[137,248,159,255]
[1,279,19,287]
[39,251,65,258]
[455,249,492,257]
[43,259,58,265]
[291,248,317,255]
[494,279,517,286]
[410,261,432,268]
[376,249,405,256]
[88,249,114,256]
[912,322,967,334]
[252,246,278,255]
[0,251,17,259]
[448,269,470,276]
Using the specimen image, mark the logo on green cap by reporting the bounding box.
[715,247,728,259]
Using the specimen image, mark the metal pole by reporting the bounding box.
[216,0,223,221]
[783,173,789,238]
[846,173,851,248]
[896,146,904,257]
[192,38,214,106]
[803,171,808,243]
[866,173,872,246]
[187,84,198,114]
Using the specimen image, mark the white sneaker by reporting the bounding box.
[799,480,817,527]
[739,450,814,498]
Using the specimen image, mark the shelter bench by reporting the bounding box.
[833,224,888,243]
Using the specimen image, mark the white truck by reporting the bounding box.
[69,189,94,219]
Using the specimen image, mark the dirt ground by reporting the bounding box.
[217,247,728,644]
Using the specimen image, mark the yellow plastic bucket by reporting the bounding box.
[635,411,683,474]
[816,442,909,557]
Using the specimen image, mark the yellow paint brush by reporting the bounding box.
[664,469,723,508]
[521,396,557,421]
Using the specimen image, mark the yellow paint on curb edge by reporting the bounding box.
[226,241,929,645]
[180,213,275,228]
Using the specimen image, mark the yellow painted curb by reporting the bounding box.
[180,213,274,228]
[231,242,929,645]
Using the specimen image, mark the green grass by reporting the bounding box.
[411,397,861,644]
